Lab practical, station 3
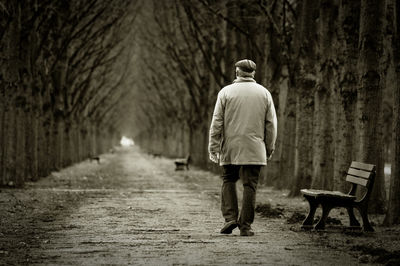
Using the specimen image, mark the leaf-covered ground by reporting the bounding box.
[0,147,399,265]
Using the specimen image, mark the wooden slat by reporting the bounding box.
[350,161,375,171]
[348,168,372,179]
[301,189,356,199]
[346,175,369,186]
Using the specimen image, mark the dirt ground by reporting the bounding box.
[1,147,400,265]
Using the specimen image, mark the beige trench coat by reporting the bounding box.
[208,77,277,166]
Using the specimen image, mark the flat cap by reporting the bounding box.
[235,59,256,72]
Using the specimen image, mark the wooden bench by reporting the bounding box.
[301,161,376,232]
[90,156,100,164]
[174,155,191,171]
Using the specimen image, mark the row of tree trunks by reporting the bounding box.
[136,121,191,159]
[132,0,398,217]
[0,0,138,187]
[285,0,388,214]
[136,117,214,171]
[0,107,116,187]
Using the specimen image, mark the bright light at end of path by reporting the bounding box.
[120,136,134,147]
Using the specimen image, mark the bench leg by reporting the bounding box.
[175,165,182,171]
[314,203,333,230]
[301,196,318,230]
[346,207,361,228]
[357,205,374,232]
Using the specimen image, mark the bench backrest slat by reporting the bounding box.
[346,175,369,186]
[348,168,371,179]
[350,161,375,171]
[346,161,375,187]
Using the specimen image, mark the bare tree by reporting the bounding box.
[311,0,338,190]
[289,0,320,196]
[356,0,387,213]
[384,0,400,225]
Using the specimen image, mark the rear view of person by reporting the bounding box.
[208,59,277,236]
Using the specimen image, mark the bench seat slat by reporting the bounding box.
[346,175,369,186]
[348,168,371,179]
[350,161,375,171]
[300,189,356,199]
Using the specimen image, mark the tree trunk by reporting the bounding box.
[27,105,39,180]
[37,116,46,178]
[333,0,360,192]
[92,124,98,157]
[0,1,20,186]
[77,124,83,162]
[277,76,296,189]
[69,123,76,164]
[224,1,239,82]
[263,2,284,186]
[311,88,334,189]
[311,0,338,190]
[64,121,72,167]
[55,118,63,169]
[49,116,57,172]
[80,125,88,160]
[0,84,4,184]
[15,101,26,186]
[289,0,319,196]
[2,97,16,186]
[357,0,387,213]
[384,0,400,225]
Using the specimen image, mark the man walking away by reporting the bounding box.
[208,59,277,236]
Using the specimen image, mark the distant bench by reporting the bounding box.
[90,155,100,164]
[174,155,191,171]
[301,161,376,232]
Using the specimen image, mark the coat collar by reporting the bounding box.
[233,77,256,83]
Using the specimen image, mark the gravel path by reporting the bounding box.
[0,147,377,265]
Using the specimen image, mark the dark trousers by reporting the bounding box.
[221,165,261,231]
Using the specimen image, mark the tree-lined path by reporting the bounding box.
[2,0,400,227]
[0,147,368,265]
[2,0,400,264]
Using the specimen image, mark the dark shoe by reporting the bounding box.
[220,220,238,234]
[240,229,255,236]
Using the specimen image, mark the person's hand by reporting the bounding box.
[267,150,274,161]
[209,152,220,163]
